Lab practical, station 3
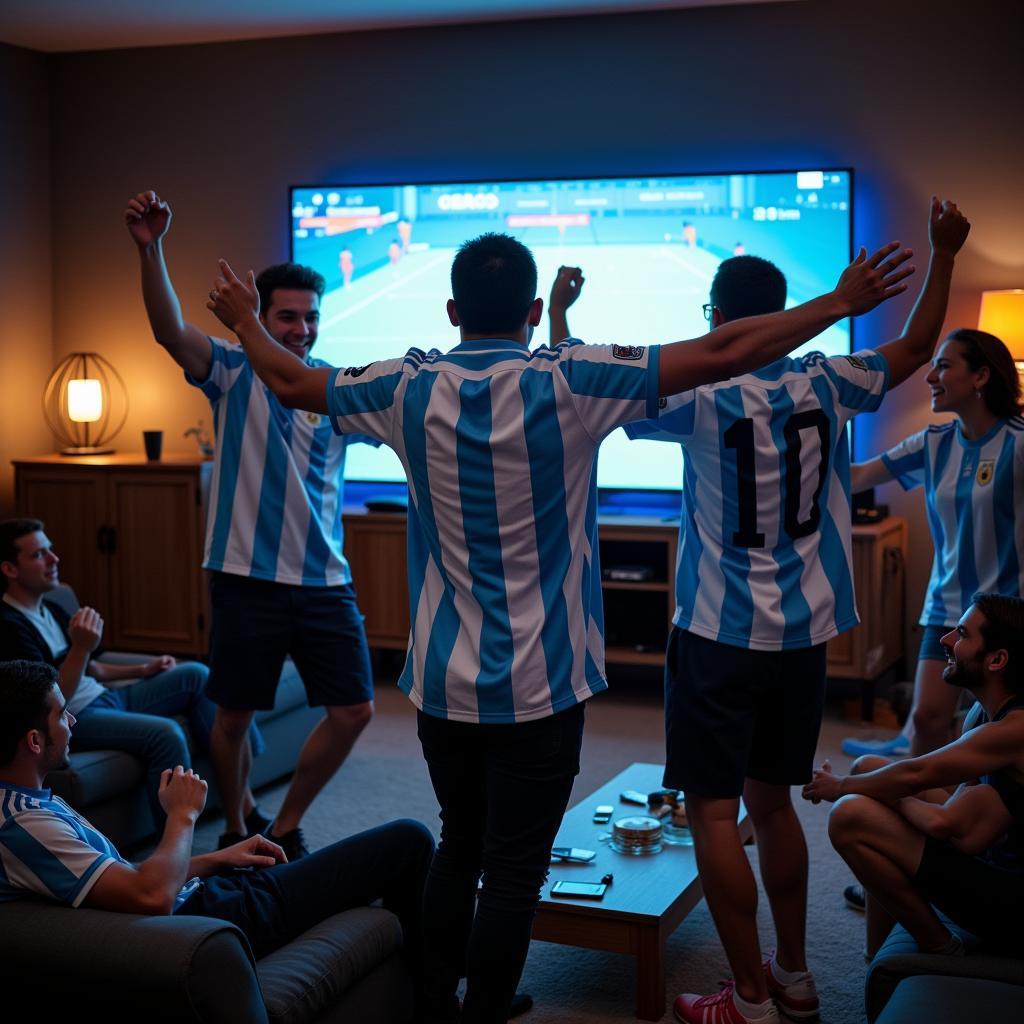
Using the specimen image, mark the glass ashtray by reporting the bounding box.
[610,815,662,855]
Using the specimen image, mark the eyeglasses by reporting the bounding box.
[702,304,716,323]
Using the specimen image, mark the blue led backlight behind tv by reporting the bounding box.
[291,169,852,490]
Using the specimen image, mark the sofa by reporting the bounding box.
[866,923,1024,1023]
[42,583,325,849]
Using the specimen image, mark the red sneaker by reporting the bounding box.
[763,955,820,1020]
[674,982,780,1024]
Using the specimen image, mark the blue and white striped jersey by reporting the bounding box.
[326,337,661,724]
[188,337,379,586]
[0,784,197,909]
[625,351,888,651]
[881,417,1024,626]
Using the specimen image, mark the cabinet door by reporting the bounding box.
[344,516,410,649]
[15,466,109,612]
[107,471,205,654]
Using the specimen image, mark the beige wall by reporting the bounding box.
[0,43,52,515]
[5,0,1023,656]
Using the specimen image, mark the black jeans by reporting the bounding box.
[178,818,433,964]
[417,702,585,1024]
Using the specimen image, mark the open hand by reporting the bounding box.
[801,760,845,804]
[549,265,585,311]
[835,242,915,316]
[158,765,208,822]
[207,258,260,332]
[928,197,970,257]
[125,190,172,247]
[215,833,289,869]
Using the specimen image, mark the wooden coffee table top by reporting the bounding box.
[539,762,749,926]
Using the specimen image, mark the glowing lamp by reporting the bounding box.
[978,289,1024,371]
[43,352,128,456]
[67,378,103,422]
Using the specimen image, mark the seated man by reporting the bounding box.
[803,593,1024,956]
[0,518,263,829]
[0,659,432,986]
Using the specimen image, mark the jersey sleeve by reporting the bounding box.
[326,354,409,444]
[184,336,250,402]
[0,811,117,907]
[880,429,927,490]
[622,388,699,442]
[821,350,889,416]
[556,340,662,440]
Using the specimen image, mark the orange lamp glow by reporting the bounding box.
[978,289,1024,367]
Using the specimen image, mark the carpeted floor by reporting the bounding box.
[193,674,900,1023]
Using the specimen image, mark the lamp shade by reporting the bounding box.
[43,352,128,455]
[978,289,1024,362]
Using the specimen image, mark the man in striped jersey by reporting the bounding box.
[0,659,434,1006]
[625,199,970,1024]
[126,191,380,861]
[206,231,911,1023]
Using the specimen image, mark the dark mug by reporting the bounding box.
[143,430,163,461]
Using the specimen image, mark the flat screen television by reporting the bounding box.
[290,168,852,492]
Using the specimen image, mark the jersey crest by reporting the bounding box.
[977,459,995,486]
[612,344,645,361]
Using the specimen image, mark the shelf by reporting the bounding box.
[601,580,671,592]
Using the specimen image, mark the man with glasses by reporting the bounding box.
[625,199,970,1024]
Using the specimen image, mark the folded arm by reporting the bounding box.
[897,783,1011,856]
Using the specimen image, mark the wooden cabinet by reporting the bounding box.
[14,455,212,656]
[343,512,410,650]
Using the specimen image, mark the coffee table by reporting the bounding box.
[532,762,753,1020]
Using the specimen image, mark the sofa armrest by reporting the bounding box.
[0,900,269,1023]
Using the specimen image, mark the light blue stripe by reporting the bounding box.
[881,448,924,490]
[398,501,429,699]
[330,370,405,419]
[206,367,254,569]
[0,819,96,903]
[768,388,815,647]
[818,360,875,412]
[401,374,458,715]
[438,350,531,370]
[954,444,980,609]
[456,379,515,720]
[674,453,705,627]
[558,357,649,401]
[645,345,661,417]
[924,430,956,623]
[582,462,605,686]
[714,387,755,645]
[993,430,1021,596]
[520,368,574,708]
[250,397,292,574]
[301,420,334,585]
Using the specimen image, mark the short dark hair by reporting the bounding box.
[947,329,1023,419]
[255,263,325,313]
[450,233,538,334]
[972,592,1024,694]
[710,256,787,321]
[0,661,57,766]
[0,518,44,593]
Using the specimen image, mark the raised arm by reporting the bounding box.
[125,191,213,380]
[850,456,895,492]
[874,199,971,389]
[657,242,914,396]
[208,260,331,412]
[57,608,103,703]
[84,766,206,915]
[549,265,585,344]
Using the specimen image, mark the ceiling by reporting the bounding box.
[0,0,788,54]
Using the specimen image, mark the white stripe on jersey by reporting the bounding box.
[327,337,660,724]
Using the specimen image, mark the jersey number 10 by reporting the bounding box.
[723,410,831,549]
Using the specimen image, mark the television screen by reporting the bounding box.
[291,169,852,490]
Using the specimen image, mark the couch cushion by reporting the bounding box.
[876,975,1024,1023]
[256,906,405,1024]
[46,748,145,806]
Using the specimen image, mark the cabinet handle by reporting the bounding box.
[106,526,118,554]
[96,527,107,553]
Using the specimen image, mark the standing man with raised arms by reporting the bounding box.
[206,230,910,1024]
[125,191,379,860]
[624,198,969,1024]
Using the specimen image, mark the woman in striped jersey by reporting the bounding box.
[845,329,1024,761]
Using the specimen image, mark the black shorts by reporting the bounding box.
[915,838,1024,948]
[663,627,827,798]
[207,572,374,711]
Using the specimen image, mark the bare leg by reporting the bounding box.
[909,659,960,757]
[743,780,808,973]
[686,794,769,1003]
[272,701,373,834]
[211,707,256,835]
[828,794,952,952]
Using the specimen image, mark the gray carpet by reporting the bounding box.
[194,677,898,1023]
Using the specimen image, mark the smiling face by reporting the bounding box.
[1,530,60,599]
[925,338,989,416]
[940,606,991,692]
[259,288,320,361]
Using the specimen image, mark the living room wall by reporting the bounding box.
[4,0,1022,657]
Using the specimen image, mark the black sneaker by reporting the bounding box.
[217,830,246,850]
[266,825,310,861]
[844,883,866,912]
[244,806,272,836]
[509,992,534,1018]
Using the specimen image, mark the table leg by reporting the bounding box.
[634,924,666,1020]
